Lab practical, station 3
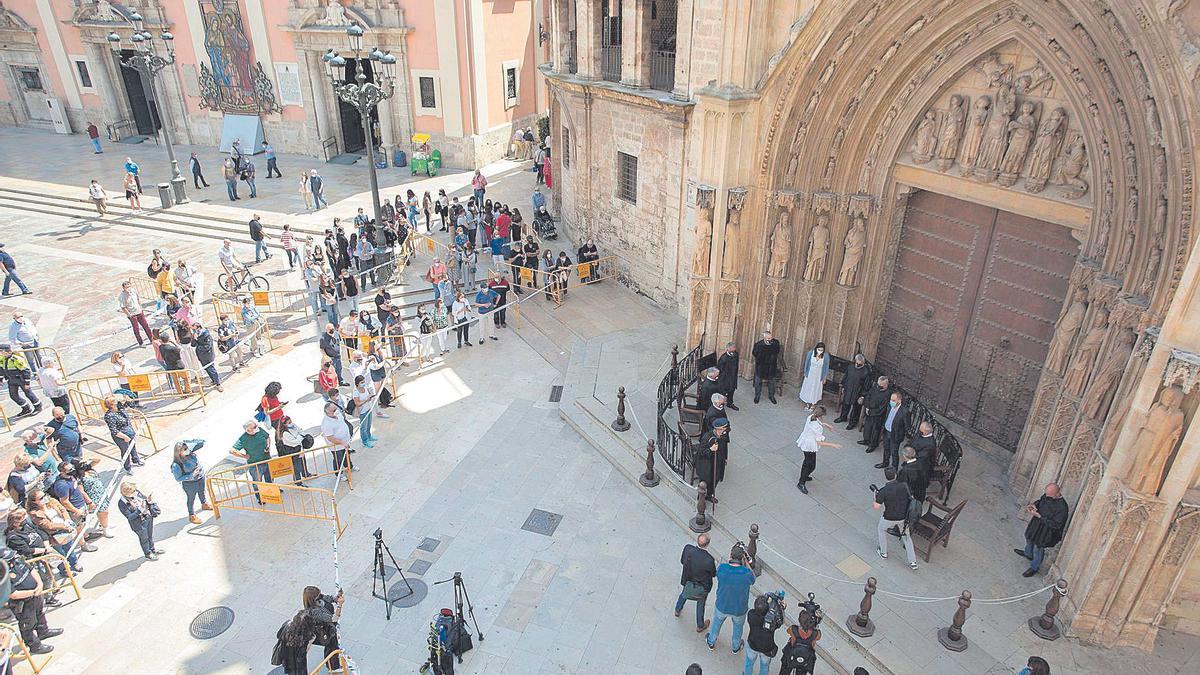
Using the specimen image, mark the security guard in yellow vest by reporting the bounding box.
[1,343,41,417]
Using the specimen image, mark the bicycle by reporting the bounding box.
[218,265,270,293]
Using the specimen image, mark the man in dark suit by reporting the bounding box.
[835,353,871,429]
[910,421,937,475]
[698,368,722,417]
[858,376,892,453]
[703,394,730,436]
[694,420,729,503]
[877,390,908,470]
[716,342,741,410]
[751,330,781,404]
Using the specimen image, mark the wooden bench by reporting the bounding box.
[909,498,967,563]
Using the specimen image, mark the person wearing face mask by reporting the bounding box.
[751,330,781,404]
[834,353,870,430]
[797,342,830,409]
[858,376,892,454]
[876,390,908,471]
[577,238,600,282]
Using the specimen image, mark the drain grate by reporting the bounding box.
[189,606,235,639]
[521,509,563,537]
[388,578,429,608]
[549,385,563,402]
[417,537,440,552]
[409,559,433,575]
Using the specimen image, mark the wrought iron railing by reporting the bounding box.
[656,337,714,479]
[600,45,622,82]
[648,50,676,92]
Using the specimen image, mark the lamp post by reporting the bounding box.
[107,12,187,205]
[322,25,397,228]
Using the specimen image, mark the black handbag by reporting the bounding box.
[301,434,315,449]
[147,497,162,518]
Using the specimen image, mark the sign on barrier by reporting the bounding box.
[520,268,533,284]
[268,457,293,480]
[126,374,152,392]
[576,263,589,280]
[252,291,271,306]
[425,238,435,254]
[259,483,283,505]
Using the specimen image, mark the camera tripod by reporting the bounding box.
[371,529,413,620]
[433,572,484,663]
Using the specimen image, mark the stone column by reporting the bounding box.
[619,0,649,88]
[671,0,692,100]
[302,49,336,156]
[577,0,600,79]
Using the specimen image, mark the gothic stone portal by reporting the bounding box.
[875,191,1079,450]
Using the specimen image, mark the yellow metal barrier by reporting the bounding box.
[125,275,159,305]
[206,443,352,538]
[67,368,207,419]
[0,403,9,432]
[67,388,162,457]
[11,345,65,376]
[309,649,345,675]
[26,552,82,604]
[0,622,51,674]
[411,231,453,260]
[211,289,310,319]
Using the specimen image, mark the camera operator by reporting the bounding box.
[779,603,821,675]
[3,547,62,654]
[744,592,785,675]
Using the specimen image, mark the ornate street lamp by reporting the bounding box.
[323,23,397,228]
[108,11,187,204]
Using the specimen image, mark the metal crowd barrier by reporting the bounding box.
[0,622,51,674]
[309,649,346,675]
[67,368,208,418]
[211,289,310,319]
[26,552,82,604]
[206,443,352,538]
[67,388,162,457]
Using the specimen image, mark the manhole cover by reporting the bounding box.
[189,606,235,639]
[388,578,429,608]
[521,509,563,537]
[409,559,433,575]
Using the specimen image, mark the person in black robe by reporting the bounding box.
[751,330,782,404]
[858,376,892,453]
[697,368,722,415]
[1016,484,1069,577]
[835,353,870,429]
[703,395,731,436]
[896,447,929,503]
[910,421,938,475]
[716,342,740,410]
[694,420,729,503]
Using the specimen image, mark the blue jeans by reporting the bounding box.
[1024,539,1045,572]
[254,240,269,262]
[285,249,300,268]
[249,463,273,503]
[744,649,772,675]
[473,188,484,205]
[90,137,102,153]
[359,410,375,444]
[3,270,29,295]
[226,179,239,200]
[707,607,746,651]
[247,178,257,198]
[51,542,80,575]
[203,364,221,386]
[313,191,327,209]
[674,588,708,629]
[181,478,207,515]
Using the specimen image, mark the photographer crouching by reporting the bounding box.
[744,591,786,675]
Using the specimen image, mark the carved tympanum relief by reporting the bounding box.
[901,45,1093,204]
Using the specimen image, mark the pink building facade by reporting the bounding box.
[0,0,550,168]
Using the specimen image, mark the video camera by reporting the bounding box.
[763,590,786,630]
[798,592,824,629]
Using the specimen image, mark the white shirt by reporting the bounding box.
[217,246,238,270]
[88,183,106,200]
[38,367,66,397]
[349,360,367,383]
[321,413,351,446]
[338,316,360,337]
[796,416,825,454]
[117,289,142,316]
[175,265,195,289]
[884,403,900,432]
[8,318,37,344]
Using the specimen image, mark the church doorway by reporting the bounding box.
[874,190,1079,451]
[336,58,379,154]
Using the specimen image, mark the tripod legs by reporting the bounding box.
[372,538,413,620]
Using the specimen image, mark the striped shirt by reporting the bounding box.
[280,231,296,250]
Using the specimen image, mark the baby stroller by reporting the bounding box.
[533,205,558,239]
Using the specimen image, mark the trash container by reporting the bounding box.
[394,149,407,167]
[157,182,174,209]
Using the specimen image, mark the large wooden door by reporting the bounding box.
[875,191,1078,451]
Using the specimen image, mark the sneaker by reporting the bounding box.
[80,543,98,553]
[201,503,214,511]
[707,639,715,651]
[478,339,484,344]
[490,336,498,341]
[145,553,158,561]
[797,482,809,494]
[153,548,165,555]
[732,642,743,655]
[878,548,887,560]
[38,628,63,640]
[910,562,919,570]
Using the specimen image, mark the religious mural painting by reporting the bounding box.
[196,0,280,114]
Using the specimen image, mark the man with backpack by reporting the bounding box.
[873,466,919,570]
[779,608,821,675]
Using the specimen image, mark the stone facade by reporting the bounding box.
[544,0,1200,651]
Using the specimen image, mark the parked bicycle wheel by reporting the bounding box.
[218,272,235,292]
[248,275,270,291]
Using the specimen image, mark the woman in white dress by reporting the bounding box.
[795,405,840,494]
[798,341,830,408]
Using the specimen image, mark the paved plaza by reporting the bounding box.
[0,128,1198,674]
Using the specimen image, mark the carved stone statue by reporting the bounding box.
[1055,134,1089,198]
[318,1,353,26]
[959,95,990,174]
[766,210,792,278]
[1117,187,1139,274]
[1127,386,1186,494]
[1063,309,1109,396]
[998,101,1038,186]
[804,214,831,282]
[1025,107,1067,193]
[95,0,117,22]
[721,190,747,278]
[912,110,938,164]
[836,216,867,287]
[1044,287,1088,375]
[691,192,715,276]
[1080,329,1135,419]
[1140,230,1163,297]
[1143,97,1162,144]
[974,84,1015,181]
[936,95,966,171]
